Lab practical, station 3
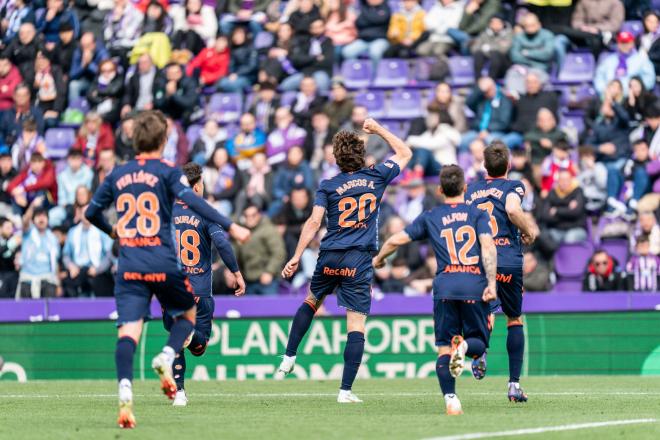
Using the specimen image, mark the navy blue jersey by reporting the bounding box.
[173,201,238,297]
[315,160,400,252]
[466,178,525,268]
[89,158,186,274]
[405,203,491,301]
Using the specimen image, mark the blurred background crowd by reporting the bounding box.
[0,0,658,299]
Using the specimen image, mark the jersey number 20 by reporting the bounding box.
[338,193,377,228]
[440,226,478,265]
[116,193,160,238]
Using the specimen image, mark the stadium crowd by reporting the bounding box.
[0,0,658,299]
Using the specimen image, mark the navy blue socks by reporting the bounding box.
[507,324,524,382]
[116,337,136,382]
[465,338,487,358]
[167,318,195,353]
[173,351,186,390]
[436,355,455,395]
[340,331,365,391]
[285,301,316,357]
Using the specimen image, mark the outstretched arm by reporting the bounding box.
[373,231,412,269]
[281,206,325,279]
[479,232,498,302]
[209,225,246,296]
[505,193,539,246]
[363,118,413,170]
[177,188,250,244]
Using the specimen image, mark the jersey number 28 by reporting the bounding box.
[116,192,160,238]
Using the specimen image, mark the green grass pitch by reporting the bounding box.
[2,377,660,439]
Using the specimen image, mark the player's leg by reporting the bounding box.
[114,280,152,429]
[116,320,143,429]
[335,251,372,403]
[498,267,528,402]
[459,301,492,381]
[152,274,197,400]
[277,253,334,377]
[173,297,215,406]
[472,310,495,380]
[337,310,366,403]
[434,299,462,415]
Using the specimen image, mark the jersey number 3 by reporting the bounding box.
[440,226,478,265]
[338,193,377,228]
[476,201,499,236]
[116,193,161,238]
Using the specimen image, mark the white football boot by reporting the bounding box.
[173,389,188,407]
[337,389,363,403]
[449,335,468,378]
[274,355,296,380]
[444,393,463,415]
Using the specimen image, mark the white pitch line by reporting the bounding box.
[4,391,660,399]
[422,418,658,440]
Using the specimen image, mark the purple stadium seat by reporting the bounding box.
[410,58,438,88]
[186,124,203,145]
[68,97,90,113]
[599,239,630,266]
[44,128,76,160]
[373,59,409,88]
[448,56,475,87]
[254,31,274,50]
[551,279,582,293]
[207,93,242,123]
[385,89,423,119]
[621,21,644,38]
[557,53,595,84]
[554,241,594,280]
[354,90,386,118]
[380,120,410,139]
[341,60,372,89]
[280,90,297,107]
[556,84,596,110]
[559,113,585,145]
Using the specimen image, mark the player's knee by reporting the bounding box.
[189,341,208,357]
[304,294,322,309]
[507,316,523,327]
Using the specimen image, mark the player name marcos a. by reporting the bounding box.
[116,170,160,190]
[335,178,376,195]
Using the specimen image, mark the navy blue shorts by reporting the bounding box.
[114,270,195,327]
[433,299,491,347]
[493,266,524,318]
[310,250,374,315]
[163,295,215,342]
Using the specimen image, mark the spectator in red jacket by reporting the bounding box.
[0,56,22,112]
[540,140,577,197]
[186,35,230,86]
[72,112,115,168]
[7,153,57,213]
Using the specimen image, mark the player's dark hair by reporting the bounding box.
[484,141,510,177]
[440,165,465,198]
[133,110,167,153]
[183,162,203,187]
[332,130,365,173]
